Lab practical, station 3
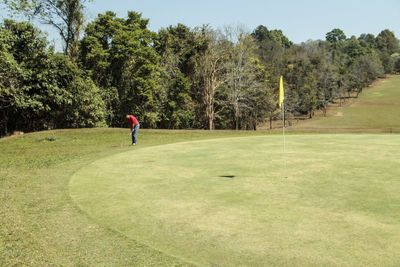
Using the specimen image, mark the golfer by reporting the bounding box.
[126,114,140,145]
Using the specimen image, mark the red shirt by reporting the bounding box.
[127,115,139,127]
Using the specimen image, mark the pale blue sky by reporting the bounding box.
[2,0,400,50]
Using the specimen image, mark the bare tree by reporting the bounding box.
[223,25,272,130]
[193,26,229,130]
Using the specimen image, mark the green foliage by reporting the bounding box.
[285,50,318,117]
[155,23,199,76]
[0,20,105,135]
[326,28,346,43]
[375,29,399,73]
[348,54,384,94]
[80,11,161,128]
[154,24,199,129]
[252,25,293,48]
[376,29,399,55]
[1,0,91,60]
[51,54,106,128]
[358,33,376,48]
[1,0,38,17]
[160,72,194,128]
[1,8,400,132]
[393,53,400,72]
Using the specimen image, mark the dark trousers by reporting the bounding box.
[132,124,140,144]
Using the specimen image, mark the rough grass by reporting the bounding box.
[70,135,400,266]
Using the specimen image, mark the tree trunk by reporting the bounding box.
[2,110,7,136]
[206,90,214,130]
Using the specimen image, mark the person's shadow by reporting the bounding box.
[219,175,235,179]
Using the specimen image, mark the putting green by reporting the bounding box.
[69,135,400,266]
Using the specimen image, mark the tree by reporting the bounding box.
[223,26,271,130]
[252,25,292,49]
[358,33,376,48]
[192,26,229,130]
[154,24,198,129]
[80,11,161,128]
[376,29,399,73]
[2,0,90,60]
[344,36,367,60]
[376,29,399,55]
[326,28,346,43]
[159,72,193,128]
[348,54,384,96]
[0,22,22,135]
[284,45,319,118]
[0,20,105,135]
[51,54,106,128]
[393,53,400,72]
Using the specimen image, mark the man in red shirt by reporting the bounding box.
[126,115,140,145]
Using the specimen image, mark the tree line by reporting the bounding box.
[1,0,400,135]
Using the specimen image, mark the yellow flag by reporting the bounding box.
[279,76,284,108]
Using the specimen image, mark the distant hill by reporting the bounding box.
[294,75,400,133]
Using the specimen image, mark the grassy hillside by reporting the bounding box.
[297,75,400,131]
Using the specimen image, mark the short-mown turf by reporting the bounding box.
[0,128,264,266]
[70,134,400,266]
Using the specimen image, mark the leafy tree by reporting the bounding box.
[344,36,367,60]
[358,33,376,48]
[301,40,340,115]
[348,54,384,96]
[376,29,399,73]
[252,25,292,49]
[154,24,198,128]
[393,53,400,72]
[284,45,319,118]
[0,20,104,135]
[326,28,346,43]
[376,29,399,55]
[51,54,106,128]
[1,0,91,60]
[80,11,161,127]
[0,24,22,134]
[159,72,193,128]
[155,23,199,77]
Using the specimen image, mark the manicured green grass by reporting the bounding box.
[0,128,265,266]
[299,75,400,131]
[70,134,400,266]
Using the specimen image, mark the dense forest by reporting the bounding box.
[1,0,400,135]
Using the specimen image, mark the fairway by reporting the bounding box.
[70,134,400,266]
[299,75,400,131]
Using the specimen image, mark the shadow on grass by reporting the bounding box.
[219,175,235,179]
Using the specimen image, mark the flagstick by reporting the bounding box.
[282,101,287,178]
